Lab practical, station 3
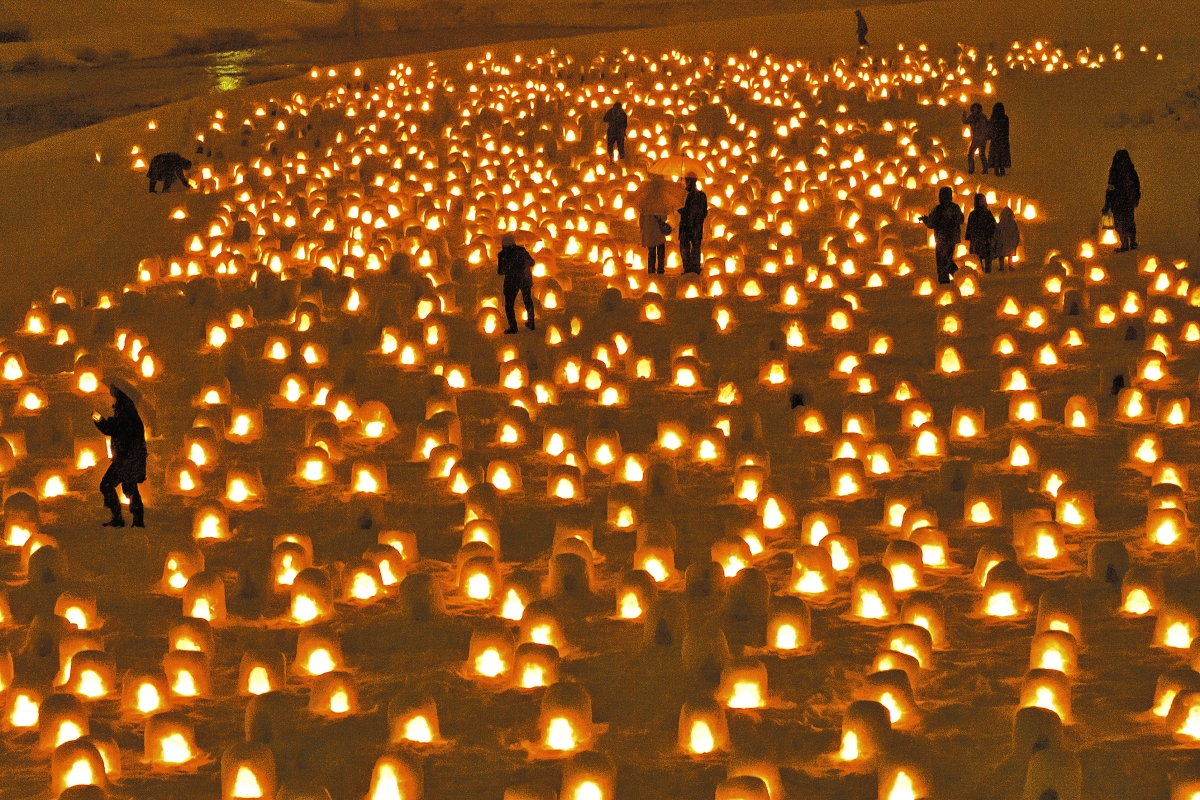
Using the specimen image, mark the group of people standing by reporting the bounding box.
[962,102,1012,176]
[640,175,708,275]
[921,188,1021,283]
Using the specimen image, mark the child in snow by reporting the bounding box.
[965,193,998,273]
[962,103,990,175]
[993,207,1021,270]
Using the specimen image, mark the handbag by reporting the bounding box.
[657,217,673,236]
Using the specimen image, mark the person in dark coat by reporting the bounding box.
[993,206,1021,270]
[602,102,628,162]
[678,174,708,274]
[497,233,536,332]
[962,103,990,175]
[987,102,1011,177]
[147,152,193,193]
[965,193,998,273]
[920,186,965,284]
[855,10,869,47]
[1103,149,1141,252]
[94,383,147,527]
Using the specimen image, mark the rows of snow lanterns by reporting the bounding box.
[2,38,1196,800]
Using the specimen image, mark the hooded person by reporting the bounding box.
[94,381,148,527]
[855,9,868,46]
[920,186,965,284]
[497,233,536,333]
[965,193,998,273]
[993,206,1021,270]
[987,102,1011,177]
[1103,149,1141,252]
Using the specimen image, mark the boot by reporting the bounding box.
[103,511,125,528]
[525,319,536,331]
[132,511,145,528]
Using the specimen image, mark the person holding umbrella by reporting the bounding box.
[678,173,708,274]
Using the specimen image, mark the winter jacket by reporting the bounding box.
[1105,164,1141,214]
[640,213,667,248]
[987,113,1011,169]
[602,106,628,137]
[965,208,997,256]
[678,188,708,238]
[963,109,989,144]
[497,244,535,290]
[993,213,1021,258]
[922,201,964,244]
[95,389,147,482]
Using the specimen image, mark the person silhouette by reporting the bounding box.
[993,206,1021,271]
[965,193,998,273]
[1103,149,1141,252]
[962,103,990,175]
[497,233,536,332]
[855,10,869,47]
[987,102,1011,177]
[920,186,964,284]
[678,174,708,274]
[94,383,147,527]
[602,101,628,162]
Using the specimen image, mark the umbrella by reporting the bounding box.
[634,175,686,216]
[648,155,711,181]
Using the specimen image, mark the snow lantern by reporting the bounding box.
[1020,669,1071,722]
[160,543,204,595]
[539,682,595,752]
[516,643,560,689]
[862,669,917,727]
[294,630,343,677]
[679,697,729,755]
[458,549,499,603]
[271,541,311,590]
[51,738,108,796]
[520,601,566,650]
[823,533,860,575]
[238,651,285,696]
[1022,521,1066,563]
[887,624,933,669]
[1055,491,1095,529]
[226,406,263,443]
[718,659,768,710]
[734,465,766,503]
[289,568,334,624]
[616,570,657,620]
[224,468,264,507]
[1147,508,1188,549]
[168,618,214,654]
[399,574,446,622]
[468,619,515,684]
[64,651,115,700]
[1153,670,1200,719]
[308,671,360,717]
[908,424,945,459]
[883,541,924,593]
[39,694,88,750]
[547,464,584,501]
[1120,566,1163,616]
[55,593,98,632]
[801,512,839,546]
[388,693,442,745]
[343,561,384,605]
[877,760,931,800]
[1030,631,1078,675]
[365,751,422,800]
[852,564,897,620]
[767,596,811,652]
[712,535,753,578]
[1155,605,1198,649]
[182,572,226,624]
[560,751,616,800]
[838,700,891,763]
[1020,747,1081,800]
[220,742,276,799]
[981,561,1028,618]
[295,447,334,486]
[1036,589,1083,643]
[351,459,388,495]
[145,712,200,768]
[1008,392,1042,424]
[163,650,210,700]
[1063,396,1097,431]
[1006,436,1038,471]
[790,545,834,598]
[1012,705,1063,758]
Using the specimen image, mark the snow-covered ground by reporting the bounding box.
[0,1,1199,799]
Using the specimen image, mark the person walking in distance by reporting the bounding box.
[497,233,536,333]
[602,101,628,162]
[855,10,869,47]
[1103,149,1141,252]
[920,186,965,284]
[962,103,990,175]
[987,102,1011,177]
[95,382,147,527]
[678,173,708,274]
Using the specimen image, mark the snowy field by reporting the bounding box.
[0,1,1199,799]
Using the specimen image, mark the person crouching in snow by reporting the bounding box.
[993,207,1021,271]
[497,233,536,333]
[962,103,990,175]
[965,193,998,273]
[920,186,964,284]
[94,382,147,527]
